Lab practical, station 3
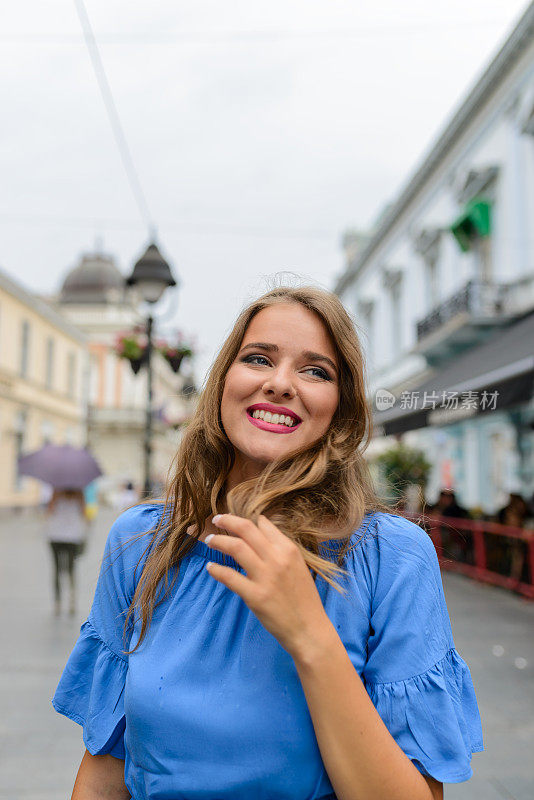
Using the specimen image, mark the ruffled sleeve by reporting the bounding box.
[52,503,162,759]
[361,514,484,783]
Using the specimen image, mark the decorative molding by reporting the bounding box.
[412,228,442,260]
[517,85,534,136]
[453,165,499,204]
[381,268,403,291]
[357,298,375,319]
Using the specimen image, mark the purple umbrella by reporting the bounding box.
[18,444,103,489]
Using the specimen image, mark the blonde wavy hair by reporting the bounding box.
[125,285,389,651]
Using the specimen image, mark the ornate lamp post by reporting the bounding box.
[125,242,177,496]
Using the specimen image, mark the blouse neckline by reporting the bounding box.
[182,525,363,571]
[152,504,375,570]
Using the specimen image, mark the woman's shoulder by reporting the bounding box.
[363,511,434,552]
[95,502,167,603]
[347,512,439,590]
[334,513,449,647]
[109,501,165,536]
[104,502,166,562]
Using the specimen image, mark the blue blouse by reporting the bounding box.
[53,503,483,798]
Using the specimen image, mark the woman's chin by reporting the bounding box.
[232,424,306,467]
[250,442,299,467]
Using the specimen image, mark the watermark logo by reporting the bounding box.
[374,388,499,414]
[375,389,396,411]
[399,389,499,412]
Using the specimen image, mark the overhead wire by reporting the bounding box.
[0,212,338,241]
[72,0,154,235]
[0,19,515,45]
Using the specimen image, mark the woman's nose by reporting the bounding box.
[262,366,296,399]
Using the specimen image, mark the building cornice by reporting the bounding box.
[0,268,86,344]
[335,3,534,296]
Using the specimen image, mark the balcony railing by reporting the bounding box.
[416,279,508,342]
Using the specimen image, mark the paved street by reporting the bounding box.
[0,509,533,799]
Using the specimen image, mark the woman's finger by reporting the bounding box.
[256,514,288,544]
[205,561,255,602]
[204,533,263,578]
[212,514,267,558]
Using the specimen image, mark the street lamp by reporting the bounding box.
[125,242,178,496]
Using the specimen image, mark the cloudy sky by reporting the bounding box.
[0,0,529,382]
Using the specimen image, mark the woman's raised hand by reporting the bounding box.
[205,514,333,660]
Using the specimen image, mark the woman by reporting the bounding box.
[53,287,483,800]
[45,487,87,615]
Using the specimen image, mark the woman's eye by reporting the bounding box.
[241,354,270,366]
[305,367,330,380]
[240,355,331,380]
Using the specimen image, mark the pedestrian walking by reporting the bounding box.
[53,286,483,800]
[431,488,470,519]
[428,488,471,563]
[44,488,87,615]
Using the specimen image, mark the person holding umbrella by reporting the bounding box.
[18,443,102,615]
[45,487,87,615]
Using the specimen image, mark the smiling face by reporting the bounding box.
[220,303,340,486]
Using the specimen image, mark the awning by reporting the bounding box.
[450,199,491,252]
[373,310,534,436]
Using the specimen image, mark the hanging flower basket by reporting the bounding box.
[129,356,145,374]
[115,333,148,374]
[157,333,195,374]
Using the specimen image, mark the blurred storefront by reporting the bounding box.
[0,268,86,508]
[373,311,534,512]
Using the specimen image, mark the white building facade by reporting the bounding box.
[55,250,196,500]
[335,6,534,514]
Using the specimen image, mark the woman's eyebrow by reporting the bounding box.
[240,342,277,354]
[239,342,338,374]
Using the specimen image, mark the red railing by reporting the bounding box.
[414,514,534,600]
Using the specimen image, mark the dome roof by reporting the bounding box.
[60,253,125,304]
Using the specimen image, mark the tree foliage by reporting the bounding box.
[374,443,432,500]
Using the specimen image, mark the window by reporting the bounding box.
[41,420,54,444]
[413,228,441,311]
[450,200,493,281]
[382,268,403,362]
[20,320,30,378]
[424,257,439,308]
[358,299,375,367]
[14,410,27,490]
[45,337,55,390]
[450,185,495,281]
[390,282,402,359]
[67,352,76,398]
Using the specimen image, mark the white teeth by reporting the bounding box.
[250,409,298,426]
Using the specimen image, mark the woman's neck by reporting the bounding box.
[224,459,264,496]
